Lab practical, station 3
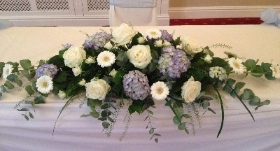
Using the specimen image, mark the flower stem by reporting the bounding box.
[213,86,224,138]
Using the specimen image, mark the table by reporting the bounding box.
[0,25,280,151]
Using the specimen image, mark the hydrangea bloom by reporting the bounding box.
[158,46,190,78]
[36,64,58,79]
[209,66,227,81]
[160,30,173,42]
[83,32,112,50]
[122,70,150,100]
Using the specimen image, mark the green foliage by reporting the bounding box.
[47,55,64,68]
[4,81,14,89]
[25,85,35,96]
[20,59,32,70]
[0,62,5,76]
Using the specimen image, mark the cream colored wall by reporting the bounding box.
[170,0,280,7]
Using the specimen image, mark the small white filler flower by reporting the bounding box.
[97,51,116,68]
[36,75,53,94]
[150,81,169,101]
[146,28,162,39]
[270,63,280,78]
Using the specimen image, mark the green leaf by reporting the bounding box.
[17,108,29,111]
[23,114,29,121]
[102,122,110,129]
[98,117,107,121]
[149,128,155,134]
[202,101,210,109]
[25,85,35,96]
[90,111,100,118]
[7,74,18,82]
[34,96,45,104]
[173,116,180,124]
[184,128,189,134]
[178,122,186,130]
[128,100,144,114]
[29,112,34,119]
[101,109,112,117]
[249,96,261,106]
[182,114,191,119]
[16,79,23,87]
[47,55,64,68]
[265,71,276,80]
[208,108,216,114]
[260,100,270,106]
[0,62,5,76]
[113,70,125,84]
[0,92,2,98]
[241,89,255,100]
[54,71,68,82]
[108,117,115,123]
[80,114,91,118]
[243,59,257,71]
[20,70,35,80]
[20,59,32,70]
[147,109,153,115]
[101,104,110,109]
[4,81,14,89]
[38,60,46,66]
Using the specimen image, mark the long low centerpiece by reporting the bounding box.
[0,23,279,142]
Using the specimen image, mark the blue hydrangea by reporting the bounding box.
[36,64,58,79]
[158,46,190,78]
[160,30,173,42]
[83,32,112,50]
[122,70,150,100]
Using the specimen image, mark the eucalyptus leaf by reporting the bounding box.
[182,114,191,119]
[25,85,34,96]
[23,114,29,121]
[241,89,255,100]
[17,108,29,111]
[80,114,91,118]
[4,81,14,89]
[98,117,107,121]
[184,128,189,134]
[90,111,100,118]
[243,59,257,71]
[20,59,32,70]
[249,96,261,106]
[34,96,45,104]
[102,122,110,129]
[0,92,2,98]
[202,101,210,109]
[29,112,34,119]
[173,116,180,124]
[7,74,18,82]
[178,122,186,130]
[149,128,155,134]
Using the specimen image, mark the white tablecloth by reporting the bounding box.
[0,25,280,151]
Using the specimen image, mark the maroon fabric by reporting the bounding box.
[170,18,263,25]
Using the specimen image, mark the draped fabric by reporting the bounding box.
[0,25,280,151]
[109,0,158,26]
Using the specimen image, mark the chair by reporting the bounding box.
[109,0,158,26]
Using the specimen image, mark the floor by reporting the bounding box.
[169,17,263,25]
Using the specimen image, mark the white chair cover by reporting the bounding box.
[109,0,158,26]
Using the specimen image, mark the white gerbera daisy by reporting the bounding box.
[97,51,116,68]
[228,58,246,74]
[270,63,280,78]
[151,81,169,101]
[36,75,53,94]
[146,28,162,39]
[2,63,13,80]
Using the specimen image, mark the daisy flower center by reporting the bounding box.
[233,61,240,69]
[5,69,10,75]
[103,56,110,62]
[156,88,163,94]
[43,82,49,88]
[150,31,158,36]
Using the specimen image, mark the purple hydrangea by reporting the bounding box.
[83,32,112,50]
[160,30,173,42]
[158,46,190,78]
[36,64,59,79]
[122,70,150,100]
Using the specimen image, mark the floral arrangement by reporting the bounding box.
[0,23,279,142]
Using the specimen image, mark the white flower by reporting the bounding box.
[2,63,13,80]
[85,79,110,100]
[58,90,66,99]
[181,36,202,55]
[63,46,86,68]
[163,40,171,47]
[270,63,280,78]
[204,54,213,63]
[127,45,152,69]
[111,23,136,46]
[79,79,86,86]
[181,76,201,103]
[209,66,227,81]
[154,40,163,47]
[97,51,116,68]
[228,58,246,74]
[72,66,81,76]
[151,81,169,101]
[146,28,162,39]
[137,37,145,44]
[36,76,53,94]
[109,69,117,77]
[85,56,96,64]
[104,41,113,50]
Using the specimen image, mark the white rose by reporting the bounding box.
[58,90,66,99]
[154,40,163,47]
[104,41,113,50]
[111,23,136,46]
[85,79,111,100]
[181,76,201,103]
[181,36,202,55]
[63,46,86,68]
[72,66,81,76]
[127,45,152,69]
